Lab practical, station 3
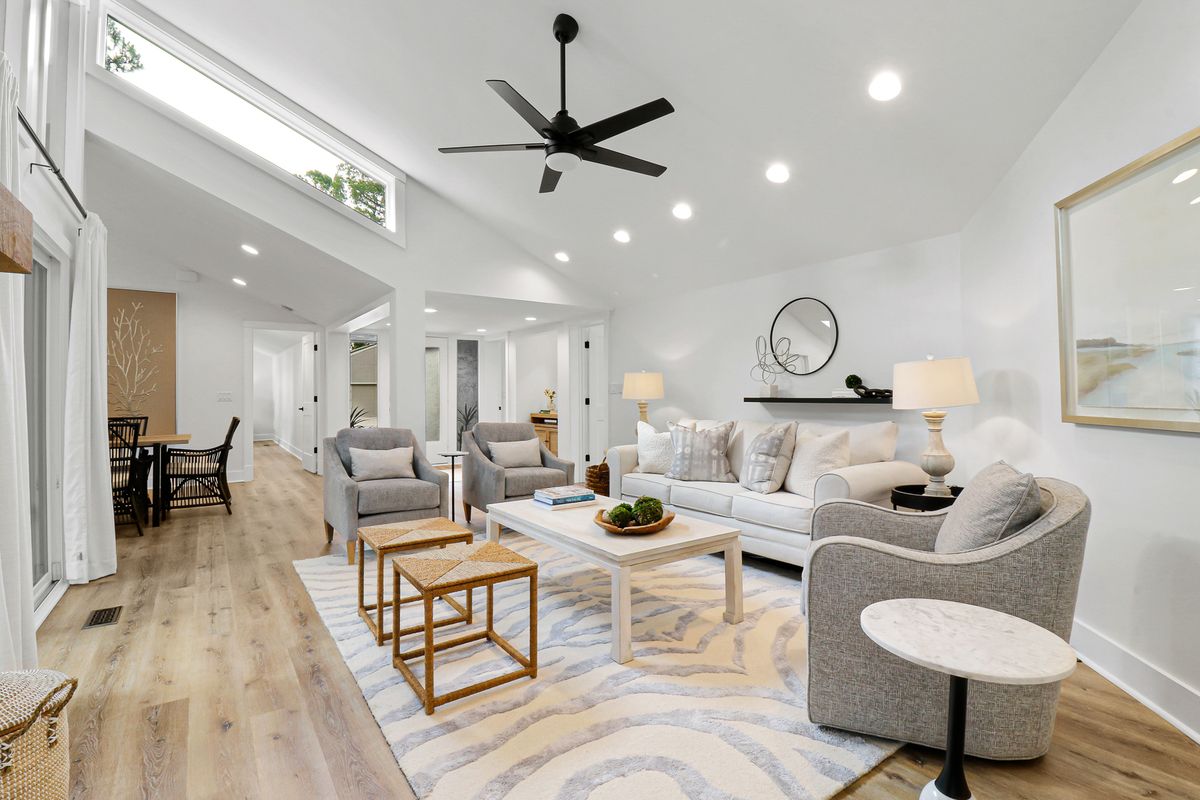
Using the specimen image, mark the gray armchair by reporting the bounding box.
[323,428,448,563]
[461,422,574,522]
[803,477,1090,760]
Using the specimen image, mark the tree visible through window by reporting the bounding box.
[105,18,143,73]
[298,163,386,226]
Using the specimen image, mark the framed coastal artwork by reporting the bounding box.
[1055,126,1200,434]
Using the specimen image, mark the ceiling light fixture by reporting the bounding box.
[672,202,693,220]
[232,277,247,286]
[1174,286,1194,292]
[476,328,487,333]
[1191,196,1200,205]
[554,251,570,262]
[386,322,392,327]
[1173,168,1198,184]
[240,244,259,255]
[524,316,537,321]
[868,70,902,102]
[765,163,790,183]
[613,229,631,243]
[424,307,438,313]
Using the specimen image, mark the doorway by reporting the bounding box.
[249,327,319,474]
[424,337,451,457]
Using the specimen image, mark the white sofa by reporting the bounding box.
[605,418,927,566]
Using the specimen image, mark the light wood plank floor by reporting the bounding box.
[38,442,1200,799]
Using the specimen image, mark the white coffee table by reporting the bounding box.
[487,498,743,663]
[861,598,1077,800]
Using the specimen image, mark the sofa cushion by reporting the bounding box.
[472,422,537,461]
[671,481,743,516]
[935,461,1042,553]
[357,478,439,515]
[740,422,798,494]
[489,438,542,468]
[731,490,814,534]
[783,430,850,497]
[666,421,736,482]
[504,466,567,497]
[621,472,675,503]
[349,446,414,481]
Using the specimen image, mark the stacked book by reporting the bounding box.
[533,485,597,510]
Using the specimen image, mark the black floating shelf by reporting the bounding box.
[743,396,892,405]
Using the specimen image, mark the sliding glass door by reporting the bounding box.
[24,260,53,606]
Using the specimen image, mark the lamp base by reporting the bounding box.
[637,400,649,423]
[920,410,955,496]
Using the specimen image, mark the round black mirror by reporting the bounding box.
[769,298,838,375]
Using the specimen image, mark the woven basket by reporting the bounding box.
[585,462,609,497]
[0,670,76,800]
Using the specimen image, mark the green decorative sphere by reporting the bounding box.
[845,374,863,389]
[608,503,635,528]
[632,496,664,526]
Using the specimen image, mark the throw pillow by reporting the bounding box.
[349,446,415,482]
[665,421,736,482]
[634,421,686,474]
[782,430,850,497]
[740,421,798,494]
[488,437,543,468]
[935,461,1043,553]
[848,421,899,465]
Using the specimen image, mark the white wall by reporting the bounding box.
[510,327,560,422]
[107,247,307,481]
[607,234,964,463]
[957,0,1200,740]
[251,349,275,439]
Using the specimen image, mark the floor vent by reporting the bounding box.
[83,606,122,629]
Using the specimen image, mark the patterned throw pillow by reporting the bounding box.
[739,422,798,493]
[665,421,736,482]
[782,430,850,497]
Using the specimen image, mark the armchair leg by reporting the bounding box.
[463,503,472,524]
[346,541,356,566]
[324,521,334,544]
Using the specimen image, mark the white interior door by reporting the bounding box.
[424,337,451,457]
[582,324,608,467]
[479,338,505,423]
[298,333,317,472]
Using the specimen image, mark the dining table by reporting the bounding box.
[140,432,192,527]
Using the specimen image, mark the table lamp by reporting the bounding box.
[892,357,979,496]
[622,371,664,423]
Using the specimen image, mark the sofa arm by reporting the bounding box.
[462,431,505,511]
[813,460,929,506]
[322,440,359,540]
[810,499,945,551]
[541,447,574,483]
[605,444,639,499]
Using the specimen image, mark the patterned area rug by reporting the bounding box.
[293,535,897,800]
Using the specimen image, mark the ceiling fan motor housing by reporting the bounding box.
[545,142,582,172]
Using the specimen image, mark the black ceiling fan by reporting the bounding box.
[438,13,674,193]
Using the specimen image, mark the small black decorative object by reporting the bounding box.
[845,374,893,400]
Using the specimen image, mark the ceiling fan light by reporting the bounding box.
[545,151,582,172]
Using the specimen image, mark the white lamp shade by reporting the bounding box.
[622,371,664,401]
[892,357,979,410]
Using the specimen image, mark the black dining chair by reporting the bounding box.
[109,415,152,518]
[108,419,149,535]
[162,417,240,517]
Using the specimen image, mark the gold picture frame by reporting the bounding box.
[1055,125,1200,434]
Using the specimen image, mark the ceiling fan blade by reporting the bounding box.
[573,98,674,145]
[539,165,562,193]
[581,147,667,177]
[486,80,553,136]
[438,143,545,153]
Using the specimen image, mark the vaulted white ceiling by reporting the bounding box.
[132,0,1137,297]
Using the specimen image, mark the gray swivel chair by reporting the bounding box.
[461,422,573,523]
[323,427,448,563]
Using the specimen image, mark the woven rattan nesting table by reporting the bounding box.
[391,541,538,715]
[356,518,475,646]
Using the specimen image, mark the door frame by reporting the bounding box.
[242,321,324,481]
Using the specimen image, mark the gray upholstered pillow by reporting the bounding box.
[934,461,1043,553]
[665,421,736,482]
[739,422,798,493]
[349,446,415,481]
[488,438,543,468]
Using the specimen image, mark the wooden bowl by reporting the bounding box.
[594,509,675,536]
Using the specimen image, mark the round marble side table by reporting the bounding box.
[860,599,1077,800]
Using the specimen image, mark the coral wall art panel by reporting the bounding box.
[108,288,177,434]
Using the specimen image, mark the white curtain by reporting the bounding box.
[0,52,37,669]
[62,215,115,583]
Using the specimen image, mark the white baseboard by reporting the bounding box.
[34,581,69,630]
[254,433,274,442]
[275,437,305,462]
[1072,618,1200,745]
[227,468,246,484]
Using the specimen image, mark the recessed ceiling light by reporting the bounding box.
[672,202,693,220]
[868,71,902,102]
[554,251,570,262]
[524,316,537,322]
[1173,168,1198,184]
[240,244,259,255]
[1191,196,1200,205]
[1174,286,1194,291]
[765,163,790,183]
[476,328,487,333]
[613,229,631,243]
[385,322,392,327]
[232,277,247,286]
[424,307,438,313]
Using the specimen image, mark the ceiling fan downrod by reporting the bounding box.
[553,14,578,116]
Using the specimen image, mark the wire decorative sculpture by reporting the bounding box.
[752,335,800,385]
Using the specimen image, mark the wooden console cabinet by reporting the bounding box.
[530,412,558,455]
